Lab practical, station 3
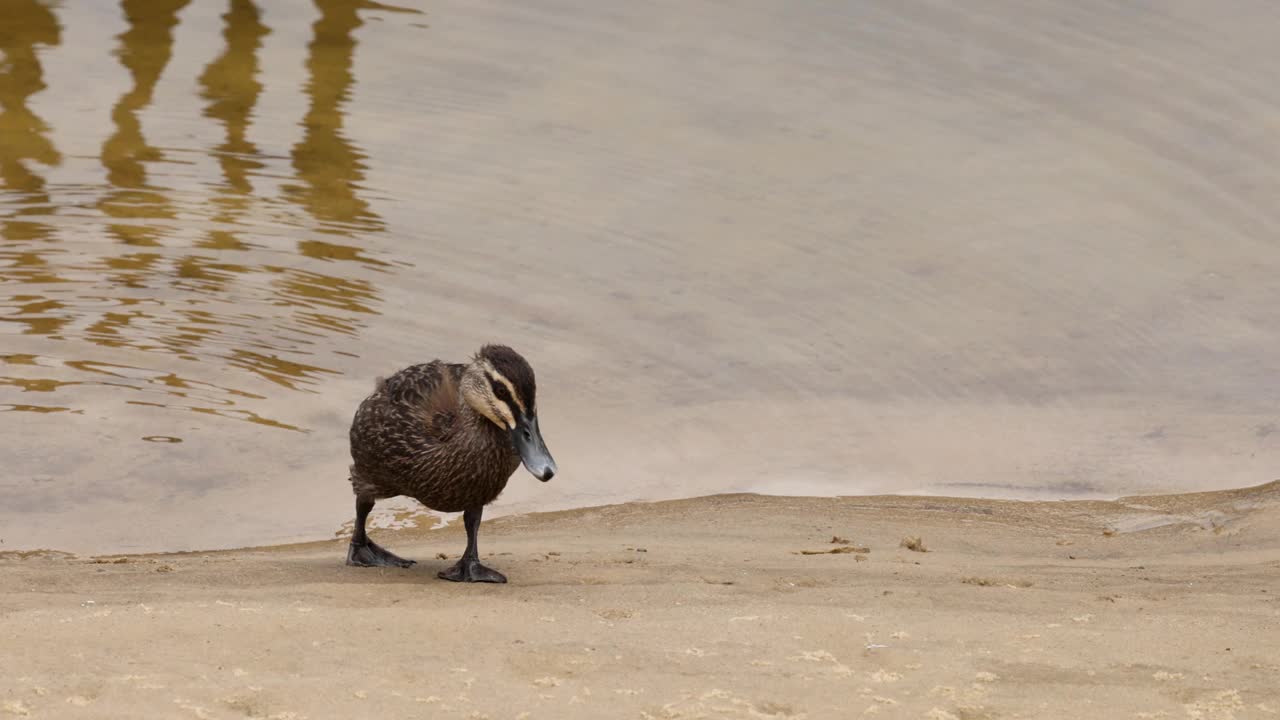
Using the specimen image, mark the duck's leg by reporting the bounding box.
[437,506,507,583]
[346,495,416,568]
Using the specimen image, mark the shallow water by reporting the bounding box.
[3,0,1280,553]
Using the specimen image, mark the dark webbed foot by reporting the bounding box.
[437,558,507,583]
[347,540,416,568]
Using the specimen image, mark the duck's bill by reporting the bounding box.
[512,415,557,482]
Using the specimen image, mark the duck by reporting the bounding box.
[345,344,557,583]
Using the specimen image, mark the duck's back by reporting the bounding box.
[348,361,519,511]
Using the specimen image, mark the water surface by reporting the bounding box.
[3,0,1280,553]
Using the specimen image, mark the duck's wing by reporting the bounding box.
[379,361,467,436]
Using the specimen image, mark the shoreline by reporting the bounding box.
[3,481,1278,718]
[8,479,1279,560]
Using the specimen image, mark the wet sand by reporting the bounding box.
[3,483,1279,719]
[5,1,1280,553]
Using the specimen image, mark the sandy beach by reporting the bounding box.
[4,482,1278,719]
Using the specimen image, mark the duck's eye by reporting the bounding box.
[522,428,532,441]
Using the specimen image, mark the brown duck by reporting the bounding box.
[346,345,557,583]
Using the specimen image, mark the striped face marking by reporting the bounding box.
[483,366,524,429]
[466,347,537,431]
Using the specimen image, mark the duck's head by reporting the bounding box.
[461,344,557,482]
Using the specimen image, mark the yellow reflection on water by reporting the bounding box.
[199,0,268,205]
[97,0,189,247]
[285,0,386,235]
[0,349,305,432]
[0,0,415,431]
[0,0,61,243]
[0,403,77,413]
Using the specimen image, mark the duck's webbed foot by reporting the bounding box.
[437,507,507,583]
[346,495,415,568]
[437,558,507,583]
[347,540,416,568]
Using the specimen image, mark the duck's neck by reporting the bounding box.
[457,392,513,449]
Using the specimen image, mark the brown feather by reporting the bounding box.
[348,357,524,513]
